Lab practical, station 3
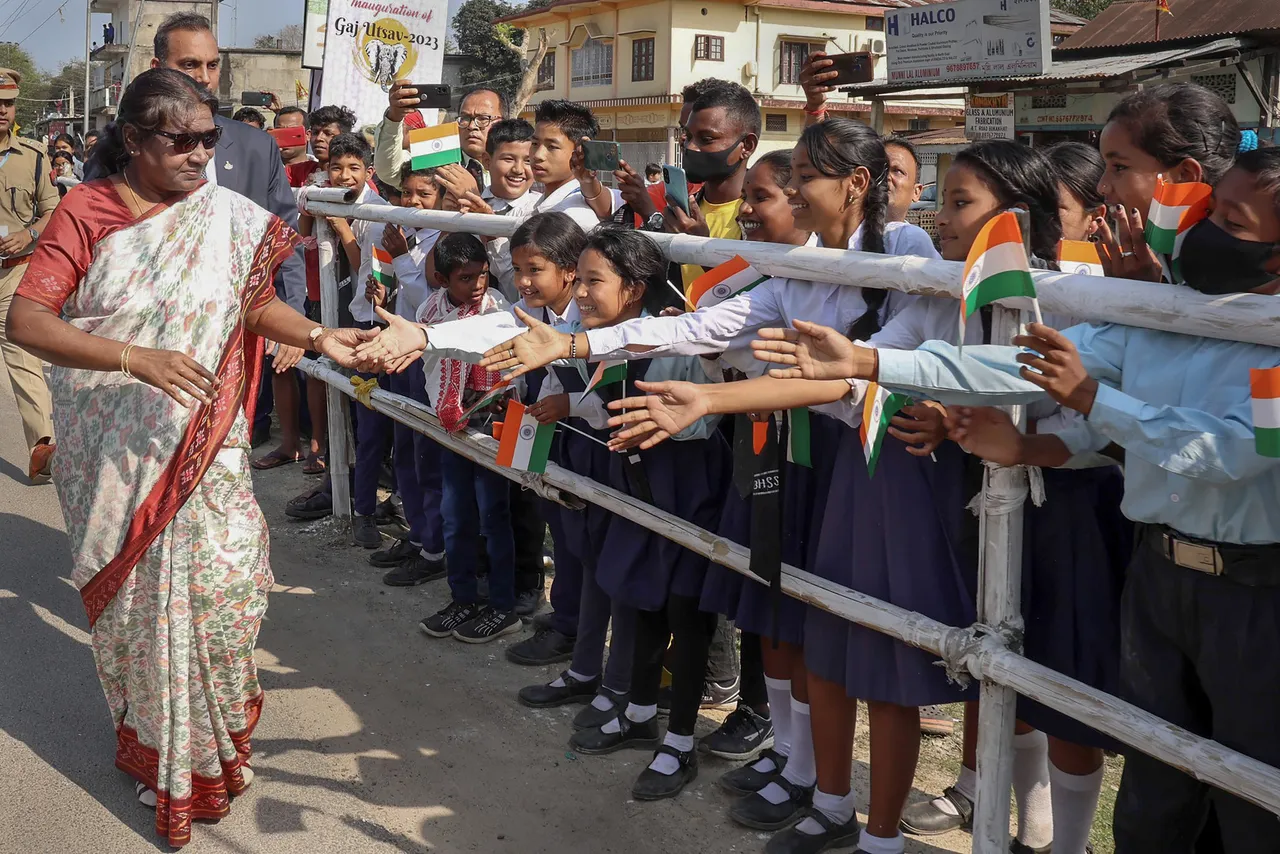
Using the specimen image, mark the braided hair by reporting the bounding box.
[796,118,890,339]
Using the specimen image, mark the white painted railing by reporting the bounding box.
[299,189,1280,852]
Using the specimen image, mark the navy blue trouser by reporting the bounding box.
[440,449,516,612]
[390,368,444,555]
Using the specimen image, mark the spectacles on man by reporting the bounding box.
[458,114,499,129]
[151,127,223,154]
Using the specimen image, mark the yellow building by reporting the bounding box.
[501,0,967,165]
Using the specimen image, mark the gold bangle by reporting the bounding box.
[120,343,136,378]
[582,187,603,202]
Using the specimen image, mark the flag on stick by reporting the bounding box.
[1157,0,1172,14]
[861,383,911,477]
[1059,239,1105,277]
[458,380,513,423]
[496,399,556,473]
[786,407,812,467]
[689,256,769,310]
[1251,367,1280,457]
[371,245,396,288]
[1144,176,1211,281]
[959,211,1039,348]
[578,360,627,404]
[409,123,462,170]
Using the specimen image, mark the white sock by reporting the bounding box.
[550,669,596,689]
[1048,761,1104,854]
[649,731,695,775]
[1013,730,1054,849]
[857,830,905,854]
[749,752,780,775]
[932,764,976,817]
[796,788,855,836]
[780,698,817,789]
[591,691,619,712]
[420,548,444,561]
[600,702,656,733]
[764,676,793,758]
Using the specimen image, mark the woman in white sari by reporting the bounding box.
[7,69,368,847]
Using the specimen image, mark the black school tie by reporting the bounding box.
[464,157,485,191]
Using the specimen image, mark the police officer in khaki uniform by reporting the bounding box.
[0,68,59,484]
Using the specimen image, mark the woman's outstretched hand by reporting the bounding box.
[130,347,220,408]
[604,380,709,451]
[479,306,571,379]
[317,327,380,370]
[352,306,427,372]
[751,319,871,381]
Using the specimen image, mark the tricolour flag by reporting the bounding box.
[371,245,396,287]
[578,360,627,404]
[959,212,1037,345]
[409,123,462,170]
[1059,239,1104,277]
[1157,0,1172,14]
[1144,177,1211,258]
[1251,367,1280,457]
[752,420,769,454]
[458,379,513,423]
[496,399,556,473]
[786,407,812,468]
[689,256,769,310]
[860,383,911,477]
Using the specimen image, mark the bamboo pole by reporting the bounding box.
[314,219,352,527]
[300,201,1280,349]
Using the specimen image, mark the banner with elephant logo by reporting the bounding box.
[319,0,448,128]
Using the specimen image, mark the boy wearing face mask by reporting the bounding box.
[666,83,760,299]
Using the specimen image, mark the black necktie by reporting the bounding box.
[464,157,484,190]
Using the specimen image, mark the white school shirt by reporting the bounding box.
[391,227,441,322]
[484,186,543,302]
[531,178,610,232]
[345,185,392,324]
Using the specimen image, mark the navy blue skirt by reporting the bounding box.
[1017,466,1129,750]
[700,413,843,644]
[554,419,615,570]
[804,425,977,706]
[595,431,731,612]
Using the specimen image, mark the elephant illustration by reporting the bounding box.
[364,39,408,90]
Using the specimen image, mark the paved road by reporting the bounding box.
[0,381,972,854]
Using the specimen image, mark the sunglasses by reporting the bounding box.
[151,127,222,154]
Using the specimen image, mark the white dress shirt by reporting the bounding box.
[345,184,392,324]
[531,178,609,232]
[391,226,441,322]
[484,186,543,302]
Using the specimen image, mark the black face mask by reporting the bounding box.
[1179,218,1280,294]
[681,138,744,184]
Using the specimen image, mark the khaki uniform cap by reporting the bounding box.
[0,68,21,99]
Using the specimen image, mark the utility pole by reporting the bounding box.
[209,0,218,41]
[83,0,92,134]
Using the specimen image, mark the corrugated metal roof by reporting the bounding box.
[1059,0,1280,51]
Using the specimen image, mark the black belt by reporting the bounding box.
[1140,523,1280,586]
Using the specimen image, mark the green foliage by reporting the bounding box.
[1051,0,1114,20]
[453,0,528,103]
[0,42,43,136]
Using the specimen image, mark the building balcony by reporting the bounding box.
[89,0,125,12]
[90,42,128,60]
[89,84,119,114]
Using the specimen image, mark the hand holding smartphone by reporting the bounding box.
[268,126,308,148]
[580,139,620,172]
[411,83,451,110]
[663,165,690,215]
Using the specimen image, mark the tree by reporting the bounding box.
[507,26,548,119]
[253,23,304,51]
[1051,0,1114,20]
[452,0,525,106]
[0,42,45,136]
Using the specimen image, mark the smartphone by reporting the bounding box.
[240,91,273,107]
[824,51,875,86]
[412,83,451,110]
[663,165,690,215]
[268,126,308,148]
[580,139,620,172]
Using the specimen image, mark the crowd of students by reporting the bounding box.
[257,63,1280,854]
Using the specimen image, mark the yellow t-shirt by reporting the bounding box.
[681,196,743,298]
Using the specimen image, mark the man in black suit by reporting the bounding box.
[149,12,308,454]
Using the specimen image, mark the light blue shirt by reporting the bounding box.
[875,324,1280,544]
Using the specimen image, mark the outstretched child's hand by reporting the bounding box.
[604,380,710,451]
[752,319,874,381]
[480,306,572,378]
[946,406,1024,466]
[352,306,428,372]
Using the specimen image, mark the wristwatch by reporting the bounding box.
[26,227,38,243]
[308,326,328,349]
[644,211,665,232]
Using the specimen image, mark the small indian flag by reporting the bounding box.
[408,123,462,170]
[1251,367,1280,457]
[1143,177,1212,259]
[371,245,396,287]
[1059,239,1104,277]
[689,256,769,310]
[959,212,1038,346]
[578,360,627,404]
[459,379,513,423]
[786,407,812,468]
[860,383,911,477]
[496,399,556,473]
[752,420,769,454]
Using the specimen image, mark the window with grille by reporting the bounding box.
[908,118,929,131]
[571,37,613,87]
[694,34,724,61]
[866,16,883,31]
[1031,93,1067,110]
[1191,73,1236,104]
[632,37,655,81]
[536,51,555,91]
[765,113,788,133]
[781,41,820,84]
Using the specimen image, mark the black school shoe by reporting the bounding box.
[1010,841,1092,854]
[352,515,382,549]
[382,554,447,587]
[764,810,861,854]
[729,776,814,831]
[572,687,628,730]
[900,785,973,836]
[420,601,482,638]
[370,537,417,568]
[569,711,660,755]
[514,588,544,617]
[518,671,600,708]
[506,627,576,666]
[719,747,789,796]
[701,705,775,761]
[632,744,698,801]
[453,606,522,643]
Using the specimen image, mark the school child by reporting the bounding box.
[374,165,449,587]
[529,99,613,229]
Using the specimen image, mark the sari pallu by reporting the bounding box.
[17,180,299,847]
